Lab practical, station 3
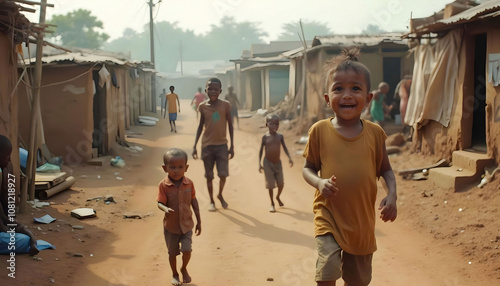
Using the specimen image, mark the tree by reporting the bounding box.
[48,9,109,49]
[362,24,387,35]
[202,16,267,60]
[277,20,333,41]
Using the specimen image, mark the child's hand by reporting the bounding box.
[378,195,397,222]
[192,148,198,159]
[259,165,263,173]
[318,175,338,199]
[228,145,234,159]
[289,159,294,167]
[195,223,201,236]
[164,207,175,216]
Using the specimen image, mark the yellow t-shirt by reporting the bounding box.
[166,93,178,114]
[303,118,387,255]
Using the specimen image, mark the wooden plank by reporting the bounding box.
[396,158,449,176]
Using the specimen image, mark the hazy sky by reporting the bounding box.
[25,0,453,42]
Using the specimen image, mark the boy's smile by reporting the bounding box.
[325,69,372,122]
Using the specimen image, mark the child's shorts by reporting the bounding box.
[201,144,229,179]
[169,113,177,121]
[315,233,373,286]
[263,158,284,189]
[163,229,193,256]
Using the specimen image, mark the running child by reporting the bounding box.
[302,47,397,286]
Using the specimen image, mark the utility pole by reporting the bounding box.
[148,0,157,113]
[23,0,48,212]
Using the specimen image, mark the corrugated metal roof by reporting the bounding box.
[312,33,406,47]
[412,0,500,34]
[282,33,407,59]
[439,0,500,24]
[241,62,290,72]
[27,52,128,65]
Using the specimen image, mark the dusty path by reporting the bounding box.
[34,100,495,285]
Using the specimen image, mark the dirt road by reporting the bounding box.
[3,99,496,285]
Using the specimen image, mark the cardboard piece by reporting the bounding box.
[71,208,96,219]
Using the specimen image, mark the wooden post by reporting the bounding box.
[22,0,47,212]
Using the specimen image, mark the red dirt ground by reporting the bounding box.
[1,100,499,285]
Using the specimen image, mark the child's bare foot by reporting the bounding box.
[270,205,276,213]
[208,203,216,212]
[171,276,182,285]
[217,194,228,209]
[277,197,284,207]
[181,267,191,283]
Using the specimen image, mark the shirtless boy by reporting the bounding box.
[258,114,293,212]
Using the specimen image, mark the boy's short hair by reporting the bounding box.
[265,113,280,124]
[324,47,371,92]
[163,148,188,165]
[206,77,222,87]
[169,85,174,90]
[0,135,12,150]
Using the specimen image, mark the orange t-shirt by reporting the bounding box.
[303,119,387,255]
[199,99,231,149]
[157,176,196,234]
[166,93,179,114]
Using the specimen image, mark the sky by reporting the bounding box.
[24,0,455,42]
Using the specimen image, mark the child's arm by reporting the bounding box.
[157,202,174,215]
[302,159,338,198]
[191,198,201,236]
[226,103,234,159]
[258,135,265,173]
[280,134,293,167]
[378,143,398,222]
[192,111,205,159]
[176,95,181,113]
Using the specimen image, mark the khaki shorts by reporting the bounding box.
[316,233,373,285]
[163,228,193,256]
[263,158,284,189]
[202,144,229,179]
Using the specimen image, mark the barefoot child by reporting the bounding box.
[258,114,293,212]
[192,78,234,212]
[302,47,397,286]
[157,148,201,285]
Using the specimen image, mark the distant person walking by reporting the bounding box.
[159,88,167,118]
[191,87,208,119]
[192,78,234,212]
[166,86,181,133]
[225,86,241,128]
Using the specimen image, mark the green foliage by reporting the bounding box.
[48,9,109,49]
[277,20,333,41]
[362,24,387,35]
[104,16,268,73]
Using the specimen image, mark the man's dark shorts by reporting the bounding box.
[201,144,229,180]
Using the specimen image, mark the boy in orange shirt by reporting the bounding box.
[157,148,201,285]
[302,48,397,286]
